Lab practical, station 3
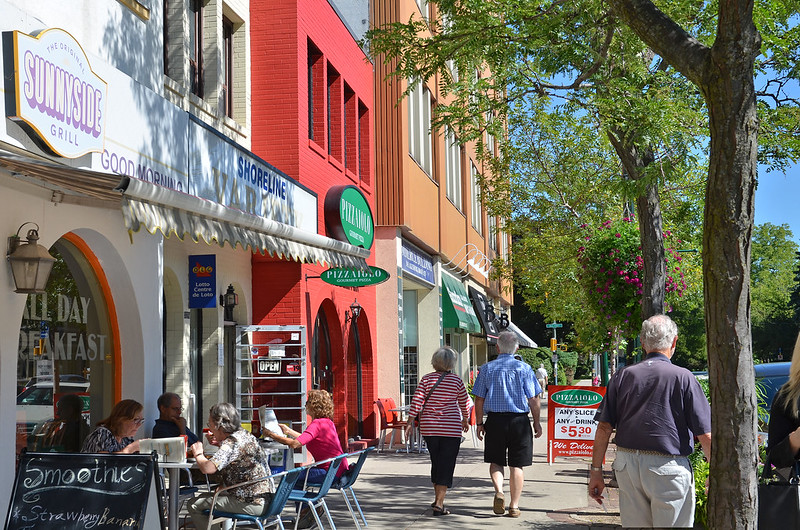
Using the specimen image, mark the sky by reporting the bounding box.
[755,162,800,244]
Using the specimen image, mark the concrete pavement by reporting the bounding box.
[322,398,622,529]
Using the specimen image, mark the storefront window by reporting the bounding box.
[15,239,115,457]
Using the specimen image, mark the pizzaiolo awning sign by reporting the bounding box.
[11,28,108,159]
[320,266,390,287]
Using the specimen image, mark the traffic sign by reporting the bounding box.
[546,322,563,329]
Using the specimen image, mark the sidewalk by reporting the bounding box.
[322,398,621,529]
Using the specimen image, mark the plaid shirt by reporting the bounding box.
[472,354,540,413]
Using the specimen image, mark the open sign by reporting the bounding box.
[257,359,281,374]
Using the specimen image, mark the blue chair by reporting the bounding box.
[287,454,346,530]
[330,448,373,529]
[206,467,304,530]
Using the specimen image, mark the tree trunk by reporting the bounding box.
[607,132,666,319]
[604,0,761,526]
[702,47,759,530]
[636,182,665,319]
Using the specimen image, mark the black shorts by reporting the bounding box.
[483,412,533,468]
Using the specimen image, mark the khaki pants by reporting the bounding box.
[612,450,695,528]
[188,491,270,530]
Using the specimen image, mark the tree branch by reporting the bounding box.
[605,0,711,87]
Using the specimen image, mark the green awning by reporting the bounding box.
[441,274,481,333]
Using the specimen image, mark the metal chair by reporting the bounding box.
[206,467,303,530]
[330,448,373,529]
[287,454,346,530]
[375,399,407,452]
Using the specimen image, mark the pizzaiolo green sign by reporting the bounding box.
[320,266,390,287]
[549,389,604,407]
[324,185,374,249]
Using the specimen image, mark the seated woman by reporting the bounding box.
[768,333,800,467]
[34,393,90,452]
[80,399,143,454]
[263,389,348,485]
[188,403,273,530]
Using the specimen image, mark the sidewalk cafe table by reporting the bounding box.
[389,405,425,453]
[159,460,195,530]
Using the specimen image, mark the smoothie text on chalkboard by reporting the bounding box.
[5,452,163,530]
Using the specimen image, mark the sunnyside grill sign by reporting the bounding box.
[11,28,108,158]
[547,385,606,463]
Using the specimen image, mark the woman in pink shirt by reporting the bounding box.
[263,389,348,484]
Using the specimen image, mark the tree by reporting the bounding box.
[750,223,799,361]
[367,0,708,329]
[605,1,798,526]
[369,2,799,523]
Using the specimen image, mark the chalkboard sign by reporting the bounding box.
[5,452,166,530]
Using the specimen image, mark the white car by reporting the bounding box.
[16,376,90,438]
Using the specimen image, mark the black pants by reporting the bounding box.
[424,435,462,488]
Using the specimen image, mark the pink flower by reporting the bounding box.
[615,233,621,238]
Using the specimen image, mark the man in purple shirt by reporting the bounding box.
[589,314,711,528]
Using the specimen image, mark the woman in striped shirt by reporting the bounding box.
[405,346,472,516]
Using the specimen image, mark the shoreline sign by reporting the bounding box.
[547,385,606,463]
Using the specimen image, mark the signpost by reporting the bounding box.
[546,322,562,383]
[547,385,606,463]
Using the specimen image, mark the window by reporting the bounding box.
[308,41,324,143]
[487,215,498,252]
[326,65,342,160]
[358,101,371,185]
[344,85,356,172]
[485,111,496,156]
[471,162,482,233]
[163,0,170,75]
[445,126,462,210]
[408,79,433,176]
[189,0,203,98]
[415,0,429,20]
[402,290,419,401]
[222,17,233,118]
[500,225,509,260]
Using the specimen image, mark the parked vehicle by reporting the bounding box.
[16,376,90,438]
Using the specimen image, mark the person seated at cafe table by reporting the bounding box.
[81,399,143,454]
[152,391,199,445]
[263,389,348,528]
[262,389,349,484]
[188,403,273,530]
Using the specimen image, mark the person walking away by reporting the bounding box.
[404,347,472,516]
[188,403,273,530]
[589,314,711,528]
[473,331,543,518]
[536,364,548,398]
[153,391,199,445]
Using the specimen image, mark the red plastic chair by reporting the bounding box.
[468,406,478,447]
[375,398,407,452]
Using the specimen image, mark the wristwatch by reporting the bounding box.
[476,423,484,426]
[590,466,602,472]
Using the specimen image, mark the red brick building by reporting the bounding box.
[250,0,376,445]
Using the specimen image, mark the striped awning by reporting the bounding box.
[0,150,370,269]
[117,177,370,269]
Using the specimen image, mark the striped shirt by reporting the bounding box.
[472,354,541,413]
[408,371,472,438]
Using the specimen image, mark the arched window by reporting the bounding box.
[15,238,116,456]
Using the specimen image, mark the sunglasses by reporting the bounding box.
[133,417,146,426]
